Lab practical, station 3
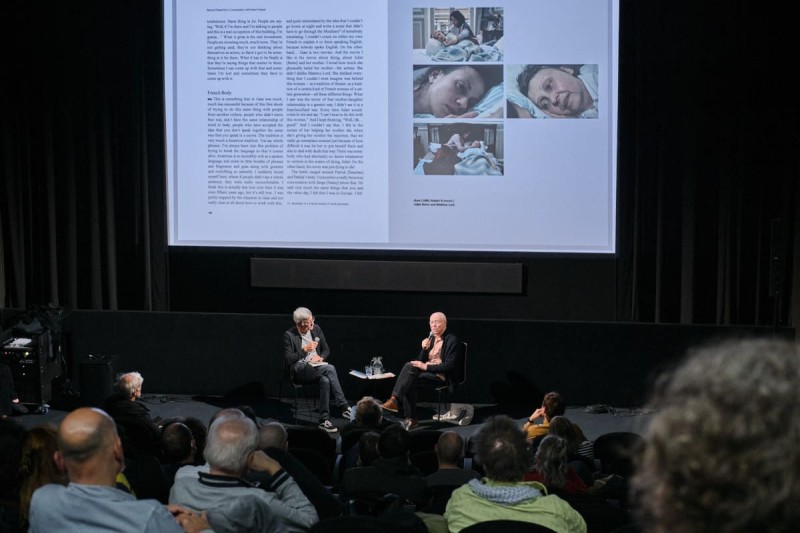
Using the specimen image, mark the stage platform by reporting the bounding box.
[10,393,652,444]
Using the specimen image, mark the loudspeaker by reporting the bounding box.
[79,356,114,408]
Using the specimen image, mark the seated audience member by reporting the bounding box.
[18,425,67,529]
[522,391,571,442]
[284,307,353,433]
[356,430,381,467]
[0,418,27,532]
[632,338,800,532]
[160,422,197,488]
[548,415,596,486]
[423,431,479,516]
[341,424,431,509]
[104,371,161,457]
[170,412,318,532]
[182,417,208,466]
[529,436,632,533]
[445,414,586,533]
[426,431,479,488]
[382,312,460,430]
[259,420,343,520]
[525,435,587,494]
[28,407,207,533]
[341,396,394,436]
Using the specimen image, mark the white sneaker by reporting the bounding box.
[318,419,338,433]
[341,405,354,420]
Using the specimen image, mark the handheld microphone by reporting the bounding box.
[426,330,435,350]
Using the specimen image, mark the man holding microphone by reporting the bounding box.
[382,311,460,430]
[284,307,352,433]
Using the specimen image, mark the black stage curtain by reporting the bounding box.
[2,1,798,326]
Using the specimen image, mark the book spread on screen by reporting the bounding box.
[164,0,618,252]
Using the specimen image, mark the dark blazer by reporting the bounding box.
[416,330,460,378]
[283,324,330,377]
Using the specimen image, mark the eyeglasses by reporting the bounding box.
[298,318,314,326]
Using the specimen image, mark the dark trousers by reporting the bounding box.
[392,362,444,419]
[293,363,348,420]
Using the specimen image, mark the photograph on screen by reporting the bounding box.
[412,7,504,63]
[413,122,503,176]
[506,64,599,119]
[413,64,504,118]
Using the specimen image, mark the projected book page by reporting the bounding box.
[164,0,618,252]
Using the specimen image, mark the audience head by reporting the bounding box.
[378,424,410,460]
[435,431,464,467]
[471,415,528,482]
[0,417,27,500]
[204,413,259,476]
[534,435,569,489]
[160,422,195,463]
[209,407,245,428]
[632,338,800,533]
[19,424,66,522]
[55,407,123,485]
[357,431,381,467]
[181,416,208,465]
[259,421,288,450]
[548,416,579,454]
[542,391,566,420]
[114,371,144,400]
[355,396,383,427]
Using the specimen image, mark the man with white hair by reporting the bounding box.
[170,413,318,532]
[104,371,161,457]
[283,306,352,433]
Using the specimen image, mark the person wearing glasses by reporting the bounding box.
[283,307,352,433]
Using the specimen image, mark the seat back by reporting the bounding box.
[461,520,557,532]
[452,341,467,387]
[592,431,644,478]
[440,341,467,392]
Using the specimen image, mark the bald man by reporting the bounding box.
[382,312,460,430]
[28,407,209,533]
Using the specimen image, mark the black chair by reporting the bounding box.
[407,429,442,455]
[592,431,643,478]
[289,447,335,487]
[279,358,319,424]
[288,426,336,462]
[409,449,438,476]
[422,483,461,515]
[310,513,427,533]
[415,341,468,419]
[461,520,557,532]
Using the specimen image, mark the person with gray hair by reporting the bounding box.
[631,337,800,533]
[283,307,352,433]
[103,371,161,458]
[445,415,586,532]
[170,413,318,532]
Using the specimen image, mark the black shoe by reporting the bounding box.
[11,402,29,415]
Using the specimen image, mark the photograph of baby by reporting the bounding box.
[413,122,503,176]
[413,64,504,119]
[506,64,599,119]
[412,7,504,63]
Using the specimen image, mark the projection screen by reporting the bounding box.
[163,0,619,253]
